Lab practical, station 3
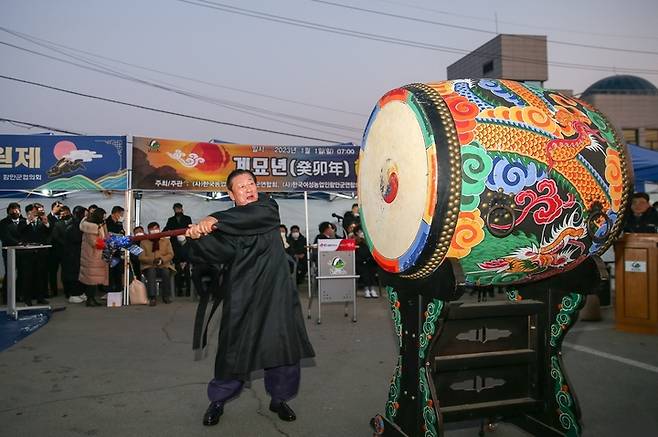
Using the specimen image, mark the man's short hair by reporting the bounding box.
[25,204,35,213]
[319,221,332,233]
[632,192,650,202]
[147,221,160,230]
[352,203,359,209]
[111,206,124,214]
[51,201,61,209]
[227,169,257,191]
[6,202,20,214]
[88,204,98,210]
[60,205,71,213]
[290,225,300,232]
[173,202,183,209]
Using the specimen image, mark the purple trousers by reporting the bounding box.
[208,363,300,404]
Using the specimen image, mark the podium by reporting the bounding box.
[2,245,52,319]
[614,234,658,335]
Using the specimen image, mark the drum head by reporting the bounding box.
[358,88,438,273]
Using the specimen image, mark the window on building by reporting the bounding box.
[646,129,658,150]
[623,129,638,145]
[482,60,494,75]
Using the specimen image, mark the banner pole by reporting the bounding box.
[123,189,132,305]
[304,191,313,318]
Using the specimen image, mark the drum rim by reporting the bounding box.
[358,83,463,278]
[400,83,462,279]
[358,87,437,273]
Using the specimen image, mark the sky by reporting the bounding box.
[1,0,657,145]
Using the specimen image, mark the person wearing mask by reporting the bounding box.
[130,226,145,279]
[63,206,87,303]
[18,203,51,306]
[105,206,125,295]
[354,227,378,298]
[51,205,72,297]
[343,203,360,233]
[0,202,25,304]
[287,225,307,285]
[164,203,192,296]
[46,201,64,297]
[139,222,175,306]
[624,192,658,233]
[79,208,108,307]
[186,169,315,427]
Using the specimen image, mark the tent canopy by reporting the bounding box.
[628,144,658,192]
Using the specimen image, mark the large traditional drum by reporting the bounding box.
[358,79,633,286]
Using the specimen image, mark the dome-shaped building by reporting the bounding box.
[580,75,658,149]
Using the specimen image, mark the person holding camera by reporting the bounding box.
[18,203,51,305]
[46,201,64,297]
[139,222,175,306]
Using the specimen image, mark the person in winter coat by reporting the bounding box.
[139,222,175,306]
[79,208,108,307]
[63,206,87,303]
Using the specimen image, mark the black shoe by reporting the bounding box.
[269,401,296,422]
[163,296,171,304]
[37,298,49,305]
[86,298,101,307]
[149,298,156,307]
[203,402,224,426]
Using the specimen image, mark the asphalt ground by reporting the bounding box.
[1,288,657,437]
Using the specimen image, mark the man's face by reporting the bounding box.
[112,212,123,222]
[174,207,183,215]
[228,174,258,206]
[8,207,20,219]
[631,197,650,216]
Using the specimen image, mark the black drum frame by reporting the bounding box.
[371,256,608,437]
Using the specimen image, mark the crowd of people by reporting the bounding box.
[0,200,197,307]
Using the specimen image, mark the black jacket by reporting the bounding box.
[105,217,125,235]
[164,213,193,262]
[18,218,51,244]
[0,216,25,247]
[624,208,658,234]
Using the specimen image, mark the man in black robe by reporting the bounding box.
[186,169,315,427]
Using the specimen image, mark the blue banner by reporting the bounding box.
[0,135,128,191]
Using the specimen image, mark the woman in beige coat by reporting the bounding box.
[139,221,175,306]
[79,208,109,307]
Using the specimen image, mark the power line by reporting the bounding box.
[0,26,366,118]
[312,0,658,55]
[357,0,658,42]
[0,74,344,143]
[174,0,658,75]
[0,35,362,138]
[0,117,83,135]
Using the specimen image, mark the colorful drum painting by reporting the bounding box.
[358,79,633,286]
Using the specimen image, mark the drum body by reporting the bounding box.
[358,79,633,286]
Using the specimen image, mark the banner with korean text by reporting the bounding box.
[0,135,128,191]
[132,137,359,192]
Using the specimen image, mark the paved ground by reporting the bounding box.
[1,288,657,437]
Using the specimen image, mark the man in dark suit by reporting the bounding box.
[0,202,25,304]
[46,200,64,297]
[106,206,126,293]
[18,203,51,305]
[164,202,192,296]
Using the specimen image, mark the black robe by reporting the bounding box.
[189,194,315,380]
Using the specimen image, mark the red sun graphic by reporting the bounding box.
[190,142,230,172]
[53,140,77,160]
